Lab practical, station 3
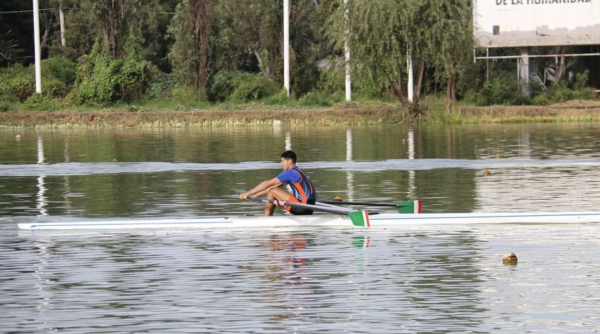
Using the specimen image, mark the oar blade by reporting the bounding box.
[348,210,370,228]
[396,200,422,214]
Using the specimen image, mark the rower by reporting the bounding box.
[240,150,317,216]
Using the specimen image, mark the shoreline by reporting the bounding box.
[2,101,600,128]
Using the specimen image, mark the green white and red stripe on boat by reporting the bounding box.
[348,210,371,227]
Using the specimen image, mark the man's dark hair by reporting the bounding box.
[281,150,297,164]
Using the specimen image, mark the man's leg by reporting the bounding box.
[265,187,291,216]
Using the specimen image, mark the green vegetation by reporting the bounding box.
[0,0,598,123]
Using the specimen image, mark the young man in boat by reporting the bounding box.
[239,150,317,216]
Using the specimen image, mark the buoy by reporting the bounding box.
[112,159,118,162]
[333,196,343,201]
[503,252,518,265]
[484,169,491,176]
[496,154,502,158]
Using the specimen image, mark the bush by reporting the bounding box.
[171,85,207,104]
[531,82,594,105]
[0,101,10,112]
[298,90,341,107]
[210,71,280,102]
[264,89,290,105]
[146,69,177,101]
[531,83,568,105]
[3,77,35,102]
[573,70,589,90]
[210,71,253,102]
[43,78,69,99]
[42,56,76,87]
[316,63,344,93]
[477,73,530,106]
[68,33,150,106]
[22,94,58,111]
[70,56,149,105]
[460,90,480,105]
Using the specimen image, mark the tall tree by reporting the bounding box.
[213,0,322,94]
[326,0,424,117]
[214,0,282,80]
[168,0,215,93]
[418,0,472,112]
[0,0,35,65]
[0,30,24,67]
[49,0,165,62]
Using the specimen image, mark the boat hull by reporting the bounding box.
[17,211,600,230]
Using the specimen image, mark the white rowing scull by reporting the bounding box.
[18,211,600,230]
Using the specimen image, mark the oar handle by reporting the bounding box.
[319,200,398,207]
[244,196,353,215]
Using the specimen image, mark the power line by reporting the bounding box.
[0,8,56,14]
[0,7,176,15]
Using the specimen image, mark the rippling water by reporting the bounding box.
[3,124,600,332]
[4,224,600,333]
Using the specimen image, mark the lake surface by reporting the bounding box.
[2,123,600,333]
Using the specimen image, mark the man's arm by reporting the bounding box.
[239,177,283,199]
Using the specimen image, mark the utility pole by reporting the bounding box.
[33,0,42,94]
[344,0,351,101]
[283,0,290,97]
[407,49,413,102]
[59,0,66,46]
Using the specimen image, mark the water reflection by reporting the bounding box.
[260,232,311,322]
[346,129,355,202]
[5,224,600,333]
[36,136,48,216]
[407,128,416,199]
[33,237,53,318]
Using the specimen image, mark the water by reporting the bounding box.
[2,123,600,333]
[4,226,600,333]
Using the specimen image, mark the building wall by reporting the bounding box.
[474,0,600,47]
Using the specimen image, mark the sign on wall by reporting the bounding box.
[473,0,600,47]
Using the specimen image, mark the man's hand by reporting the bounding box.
[273,199,286,207]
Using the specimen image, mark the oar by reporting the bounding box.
[243,196,353,215]
[242,196,373,227]
[317,199,422,214]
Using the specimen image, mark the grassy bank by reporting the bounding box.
[1,99,600,128]
[426,99,600,124]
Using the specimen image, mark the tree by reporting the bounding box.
[214,0,282,80]
[0,30,24,66]
[168,0,216,94]
[326,0,423,118]
[48,0,165,62]
[212,0,323,95]
[417,0,472,112]
[0,0,35,65]
[69,28,149,105]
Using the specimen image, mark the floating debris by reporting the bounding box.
[503,252,518,265]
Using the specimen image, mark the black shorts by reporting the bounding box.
[289,207,314,215]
